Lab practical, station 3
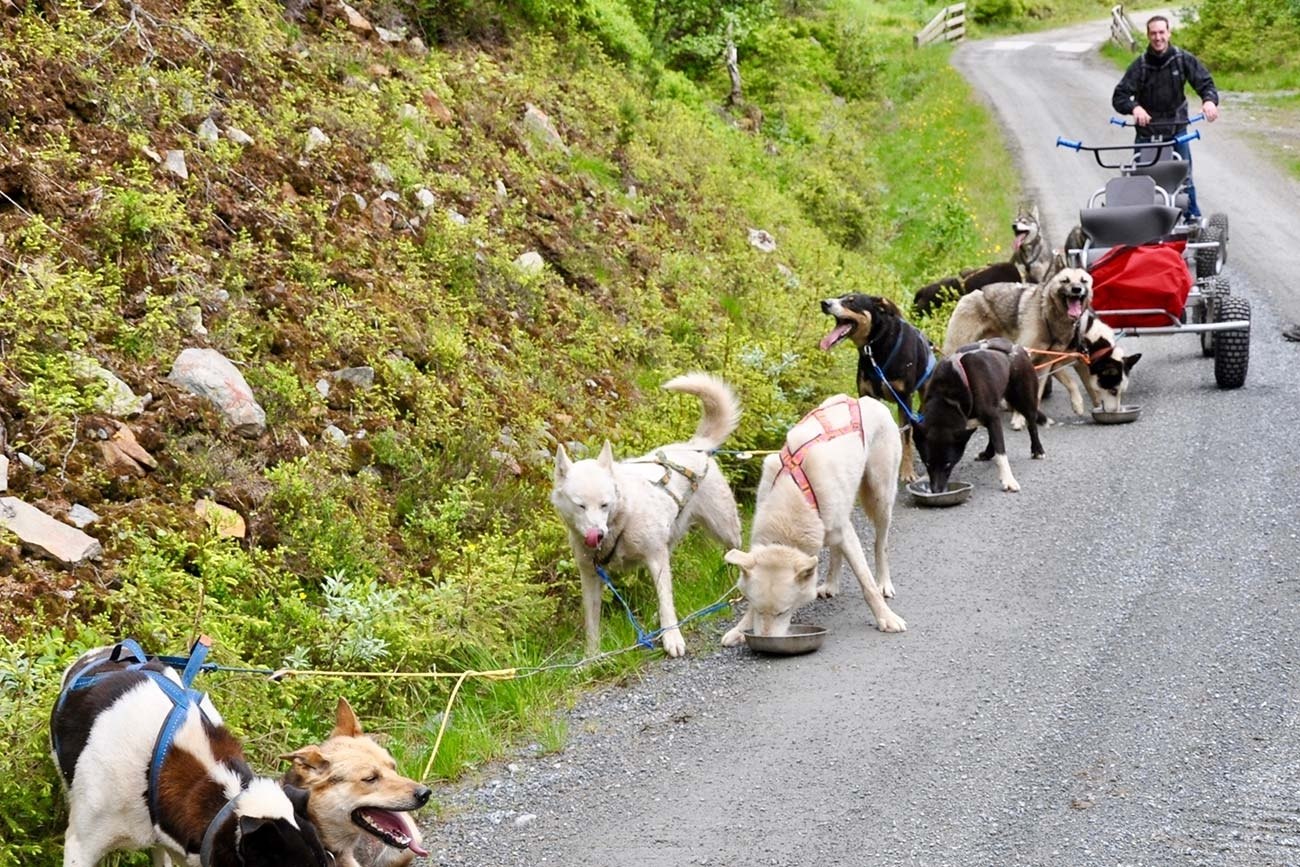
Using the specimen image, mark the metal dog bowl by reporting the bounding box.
[1091,404,1142,424]
[743,623,828,656]
[907,480,974,507]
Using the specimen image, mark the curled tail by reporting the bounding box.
[662,373,741,451]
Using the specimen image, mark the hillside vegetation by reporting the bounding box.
[0,0,1038,860]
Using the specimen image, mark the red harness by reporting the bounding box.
[772,396,866,513]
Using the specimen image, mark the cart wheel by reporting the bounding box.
[1208,213,1229,264]
[1213,295,1250,389]
[1196,223,1225,278]
[1200,277,1228,357]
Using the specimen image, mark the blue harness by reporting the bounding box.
[55,637,218,825]
[862,323,936,425]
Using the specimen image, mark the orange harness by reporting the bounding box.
[772,396,865,513]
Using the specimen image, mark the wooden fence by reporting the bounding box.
[1110,3,1139,51]
[914,3,966,47]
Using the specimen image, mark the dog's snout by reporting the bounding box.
[820,299,834,313]
[413,785,432,806]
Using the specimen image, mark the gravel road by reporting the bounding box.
[422,17,1300,867]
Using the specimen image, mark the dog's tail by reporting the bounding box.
[663,373,741,450]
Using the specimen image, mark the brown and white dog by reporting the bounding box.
[721,394,905,645]
[50,643,331,867]
[283,698,431,867]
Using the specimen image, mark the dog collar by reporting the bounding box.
[199,793,242,867]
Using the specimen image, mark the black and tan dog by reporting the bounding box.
[913,338,1045,494]
[820,294,935,482]
[912,205,1053,316]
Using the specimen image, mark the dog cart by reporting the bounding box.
[1055,125,1249,389]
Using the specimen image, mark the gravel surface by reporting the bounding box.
[419,17,1300,867]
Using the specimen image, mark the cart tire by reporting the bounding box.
[1197,223,1225,278]
[1200,277,1229,357]
[1208,212,1229,264]
[1213,296,1250,389]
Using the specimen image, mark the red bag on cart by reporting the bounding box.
[1089,241,1192,328]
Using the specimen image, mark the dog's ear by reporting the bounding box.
[877,297,901,317]
[723,549,754,571]
[1031,203,1040,222]
[281,746,330,784]
[1124,352,1142,370]
[332,697,364,738]
[597,440,615,470]
[554,444,571,484]
[796,554,819,584]
[282,783,312,816]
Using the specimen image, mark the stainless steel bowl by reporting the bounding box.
[907,479,974,507]
[1092,404,1141,424]
[743,623,828,655]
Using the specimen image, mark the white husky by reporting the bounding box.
[722,394,905,645]
[551,373,743,658]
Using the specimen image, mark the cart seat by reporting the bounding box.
[1132,159,1189,197]
[1103,175,1161,206]
[1079,204,1181,248]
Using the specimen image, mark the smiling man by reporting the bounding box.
[1111,15,1220,218]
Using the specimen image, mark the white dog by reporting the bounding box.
[722,394,905,645]
[551,373,743,658]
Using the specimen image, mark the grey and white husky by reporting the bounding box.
[551,373,743,658]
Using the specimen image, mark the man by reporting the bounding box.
[1111,15,1220,219]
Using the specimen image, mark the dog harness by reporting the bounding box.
[862,323,936,426]
[54,637,224,831]
[772,396,866,513]
[630,450,707,510]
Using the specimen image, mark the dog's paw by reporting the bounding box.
[1001,478,1021,493]
[879,579,896,599]
[817,580,840,599]
[898,464,919,484]
[876,610,907,633]
[1010,413,1026,431]
[721,627,746,647]
[661,628,687,658]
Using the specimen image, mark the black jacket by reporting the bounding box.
[1112,45,1219,136]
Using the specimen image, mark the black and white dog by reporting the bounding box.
[50,640,332,867]
[913,338,1045,493]
[820,293,935,482]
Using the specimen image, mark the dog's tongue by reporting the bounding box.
[1014,230,1028,250]
[819,323,852,351]
[359,808,429,856]
[1067,299,1083,318]
[583,528,602,548]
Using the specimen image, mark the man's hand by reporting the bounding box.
[1202,101,1220,122]
[1133,105,1152,126]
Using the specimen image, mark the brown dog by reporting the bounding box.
[283,698,432,867]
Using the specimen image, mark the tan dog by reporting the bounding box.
[721,394,905,645]
[943,259,1095,422]
[283,698,431,867]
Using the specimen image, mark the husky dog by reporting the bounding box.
[50,643,331,867]
[721,395,904,645]
[913,338,1045,493]
[912,204,1054,316]
[820,294,935,483]
[283,698,430,867]
[943,258,1095,421]
[551,373,743,658]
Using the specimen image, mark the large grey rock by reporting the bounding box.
[70,353,146,418]
[0,497,102,566]
[167,348,267,437]
[522,103,569,154]
[164,150,188,180]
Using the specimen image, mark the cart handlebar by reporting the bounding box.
[1055,125,1203,169]
[1109,112,1206,130]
